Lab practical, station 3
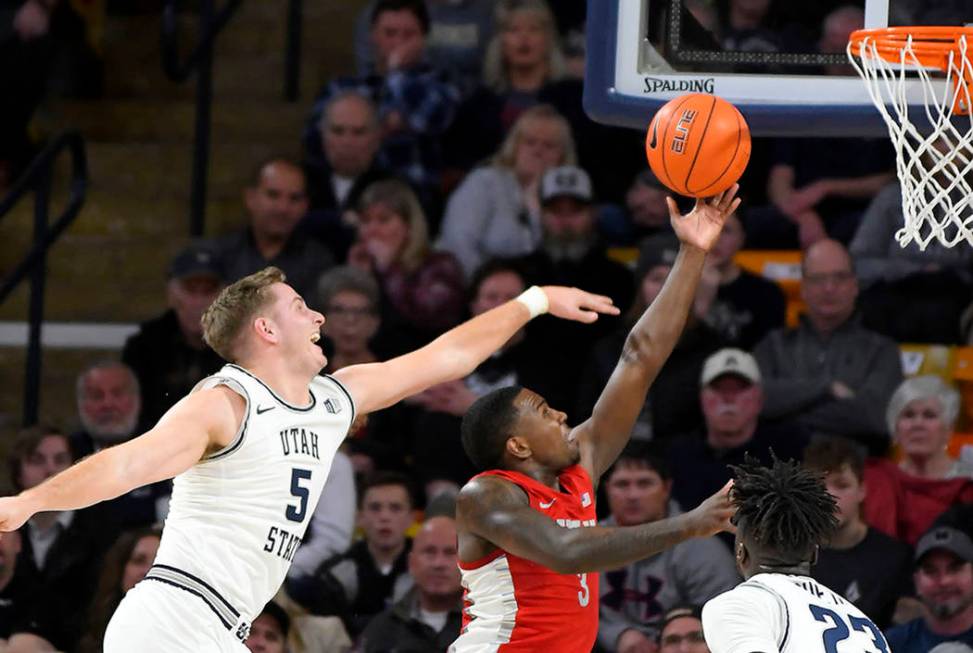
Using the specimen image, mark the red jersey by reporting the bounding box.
[452,465,599,653]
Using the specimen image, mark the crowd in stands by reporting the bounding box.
[3,0,973,651]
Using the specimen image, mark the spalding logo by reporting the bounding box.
[643,77,715,94]
[671,109,697,154]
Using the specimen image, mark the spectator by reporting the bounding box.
[76,527,162,653]
[7,425,117,650]
[718,0,784,55]
[72,360,142,455]
[754,7,894,250]
[72,360,170,529]
[303,0,460,205]
[316,266,384,372]
[598,443,739,652]
[245,601,289,653]
[578,236,722,442]
[215,158,335,300]
[864,376,973,545]
[360,516,463,652]
[885,518,973,651]
[700,211,786,349]
[851,180,973,344]
[803,437,913,629]
[437,104,577,279]
[659,605,711,653]
[354,0,496,95]
[443,0,566,172]
[754,239,903,454]
[407,259,531,490]
[0,530,24,645]
[288,472,415,637]
[668,348,808,515]
[349,179,466,342]
[600,169,674,247]
[512,165,633,416]
[303,91,390,261]
[286,451,356,583]
[122,241,225,427]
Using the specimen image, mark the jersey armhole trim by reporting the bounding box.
[202,377,250,462]
[323,373,357,427]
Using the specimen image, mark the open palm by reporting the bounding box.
[668,184,742,253]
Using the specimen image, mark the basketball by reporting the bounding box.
[644,93,751,198]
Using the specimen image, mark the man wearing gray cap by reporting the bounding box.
[122,241,226,426]
[668,348,808,516]
[885,514,973,652]
[517,165,634,418]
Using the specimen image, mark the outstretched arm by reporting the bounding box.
[0,386,243,534]
[457,476,734,574]
[575,186,741,481]
[335,286,619,415]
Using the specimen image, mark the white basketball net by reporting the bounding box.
[848,33,973,249]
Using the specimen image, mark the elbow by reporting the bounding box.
[622,331,662,368]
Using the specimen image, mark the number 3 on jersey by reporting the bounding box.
[286,468,312,522]
[577,573,590,607]
[809,605,889,653]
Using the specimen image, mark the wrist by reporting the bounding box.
[515,286,549,319]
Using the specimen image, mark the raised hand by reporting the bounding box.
[686,480,736,538]
[668,184,742,253]
[541,287,620,324]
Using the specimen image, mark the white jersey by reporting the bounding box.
[702,573,890,653]
[148,364,354,637]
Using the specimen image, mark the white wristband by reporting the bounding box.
[515,285,549,319]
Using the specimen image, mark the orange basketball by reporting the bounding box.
[645,93,751,198]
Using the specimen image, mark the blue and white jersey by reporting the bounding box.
[150,364,354,630]
[702,573,890,653]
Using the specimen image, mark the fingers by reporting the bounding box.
[666,196,680,220]
[581,292,620,315]
[717,183,740,213]
[574,309,599,324]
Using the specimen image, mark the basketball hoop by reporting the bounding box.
[848,27,973,250]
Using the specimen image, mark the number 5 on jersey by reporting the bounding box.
[286,468,312,522]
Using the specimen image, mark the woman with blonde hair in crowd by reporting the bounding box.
[444,0,567,172]
[863,375,973,544]
[438,104,577,278]
[349,178,466,344]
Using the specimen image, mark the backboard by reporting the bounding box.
[584,0,971,136]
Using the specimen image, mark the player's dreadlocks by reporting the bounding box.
[729,454,838,559]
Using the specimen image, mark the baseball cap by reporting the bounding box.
[167,242,222,281]
[700,348,762,386]
[539,166,593,205]
[915,525,973,564]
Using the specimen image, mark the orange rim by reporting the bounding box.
[849,26,973,68]
[849,26,973,115]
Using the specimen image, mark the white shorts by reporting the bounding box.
[104,580,250,652]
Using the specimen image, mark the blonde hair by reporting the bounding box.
[483,0,566,93]
[202,267,286,362]
[357,179,430,273]
[492,104,577,170]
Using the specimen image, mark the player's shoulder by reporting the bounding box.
[457,474,528,519]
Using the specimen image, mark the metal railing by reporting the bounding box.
[161,0,304,236]
[0,131,89,426]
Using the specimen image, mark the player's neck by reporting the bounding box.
[827,518,867,550]
[240,359,314,406]
[928,602,973,636]
[518,465,561,491]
